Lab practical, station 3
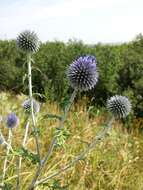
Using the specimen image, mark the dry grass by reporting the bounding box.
[0,92,143,190]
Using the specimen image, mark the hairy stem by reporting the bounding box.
[27,54,41,162]
[34,117,114,188]
[1,129,12,186]
[28,89,77,190]
[0,130,13,151]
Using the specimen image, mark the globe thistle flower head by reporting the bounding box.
[67,55,98,91]
[16,30,40,54]
[107,95,131,118]
[6,113,19,128]
[22,99,40,114]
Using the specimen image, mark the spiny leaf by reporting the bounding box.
[15,147,40,164]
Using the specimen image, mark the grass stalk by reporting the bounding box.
[34,117,114,188]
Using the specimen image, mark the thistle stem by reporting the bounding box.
[27,54,41,162]
[1,129,13,186]
[28,89,77,190]
[0,130,13,151]
[34,117,114,188]
[16,120,30,190]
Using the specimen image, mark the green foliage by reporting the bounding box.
[55,127,71,148]
[0,36,143,115]
[15,147,40,164]
[1,93,143,190]
[41,179,69,190]
[117,34,143,116]
[3,183,13,190]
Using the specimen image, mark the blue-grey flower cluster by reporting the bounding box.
[67,55,98,91]
[22,99,40,114]
[6,113,19,128]
[107,95,131,118]
[16,30,40,54]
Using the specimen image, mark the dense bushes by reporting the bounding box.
[0,35,143,116]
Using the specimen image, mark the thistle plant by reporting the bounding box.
[2,113,19,186]
[17,30,41,158]
[21,98,40,148]
[29,96,132,189]
[0,31,132,190]
[16,30,41,189]
[28,55,99,189]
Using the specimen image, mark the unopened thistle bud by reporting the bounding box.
[16,30,40,54]
[107,95,131,118]
[22,99,40,114]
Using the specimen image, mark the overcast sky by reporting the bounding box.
[0,0,143,44]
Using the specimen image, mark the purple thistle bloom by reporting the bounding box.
[6,113,19,128]
[67,55,98,91]
[107,95,131,118]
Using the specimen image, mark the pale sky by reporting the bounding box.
[0,0,143,44]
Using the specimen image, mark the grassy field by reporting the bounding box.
[0,92,143,190]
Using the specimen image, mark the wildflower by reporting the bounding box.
[107,95,131,118]
[16,30,40,54]
[6,113,19,128]
[22,99,40,114]
[67,55,98,91]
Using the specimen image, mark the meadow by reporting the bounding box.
[1,92,143,190]
[0,31,143,190]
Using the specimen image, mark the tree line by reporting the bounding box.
[0,35,143,117]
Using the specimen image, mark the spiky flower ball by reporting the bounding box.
[67,55,98,91]
[6,113,19,128]
[16,30,40,54]
[107,95,131,118]
[22,99,40,114]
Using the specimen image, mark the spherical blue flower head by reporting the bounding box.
[67,55,99,91]
[16,30,40,54]
[22,99,40,114]
[6,113,19,128]
[107,95,131,118]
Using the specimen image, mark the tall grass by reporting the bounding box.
[0,92,143,190]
